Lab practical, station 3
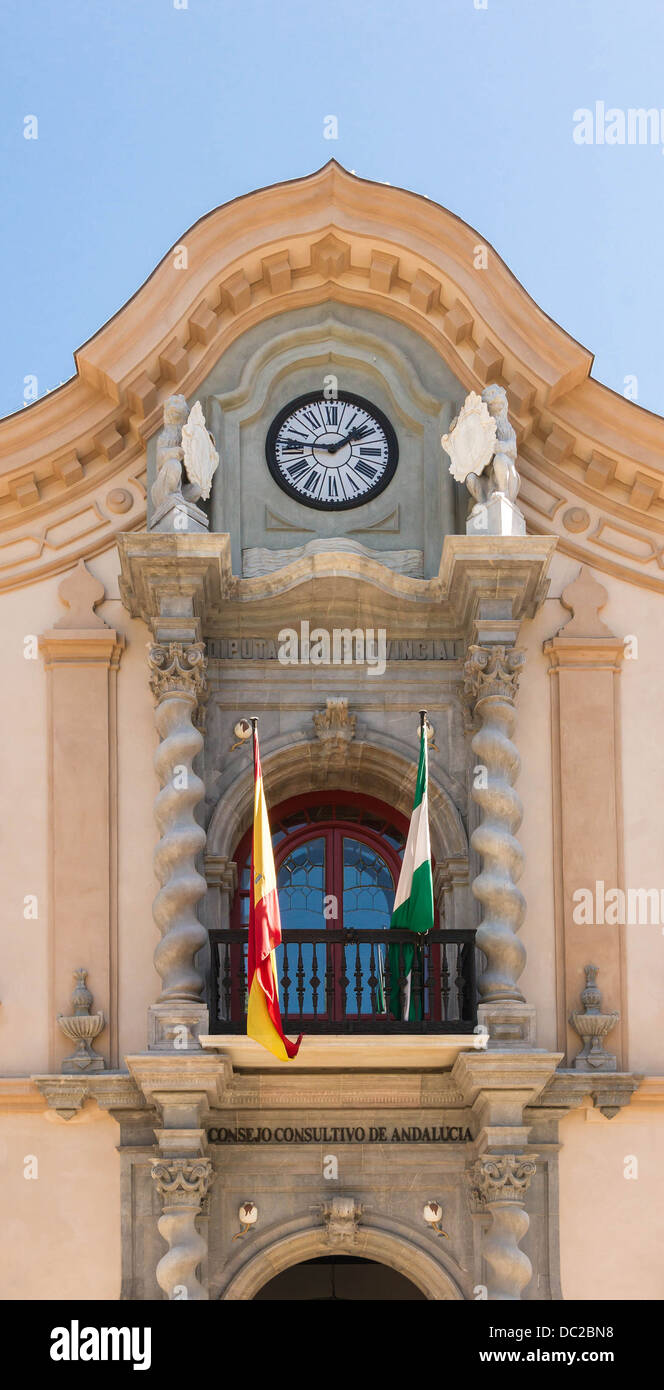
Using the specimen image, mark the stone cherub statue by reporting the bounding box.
[151,395,219,527]
[441,384,523,535]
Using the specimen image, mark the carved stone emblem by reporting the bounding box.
[441,391,497,483]
[319,1196,364,1246]
[313,698,357,750]
[181,400,219,501]
[442,385,523,534]
[150,395,216,533]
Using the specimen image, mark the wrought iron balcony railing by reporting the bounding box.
[209,927,477,1035]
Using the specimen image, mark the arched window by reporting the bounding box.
[210,791,477,1033]
[233,793,406,927]
[231,794,406,1020]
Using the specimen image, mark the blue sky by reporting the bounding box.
[2,0,664,419]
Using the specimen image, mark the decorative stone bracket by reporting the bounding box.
[31,1073,147,1121]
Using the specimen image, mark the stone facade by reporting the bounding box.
[0,165,662,1303]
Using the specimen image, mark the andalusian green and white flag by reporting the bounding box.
[388,716,434,1020]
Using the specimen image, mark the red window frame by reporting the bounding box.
[231,790,408,932]
[227,790,442,1023]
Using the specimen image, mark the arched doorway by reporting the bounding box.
[218,1225,465,1299]
[253,1255,426,1301]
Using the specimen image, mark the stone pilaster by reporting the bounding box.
[147,640,209,1049]
[39,560,124,1069]
[543,566,627,1068]
[466,1153,537,1300]
[464,644,535,1045]
[151,1157,214,1300]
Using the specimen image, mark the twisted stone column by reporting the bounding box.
[464,645,526,1002]
[147,643,208,1041]
[467,1153,537,1300]
[151,1158,214,1300]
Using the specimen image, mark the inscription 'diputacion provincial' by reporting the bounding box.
[207,1124,473,1144]
[207,638,462,661]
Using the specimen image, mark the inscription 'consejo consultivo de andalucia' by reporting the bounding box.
[208,1125,473,1144]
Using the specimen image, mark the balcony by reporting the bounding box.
[209,927,477,1035]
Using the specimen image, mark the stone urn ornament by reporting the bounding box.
[569,964,619,1071]
[57,968,105,1073]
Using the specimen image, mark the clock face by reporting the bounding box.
[265,391,398,510]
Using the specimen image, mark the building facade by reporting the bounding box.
[1,163,662,1302]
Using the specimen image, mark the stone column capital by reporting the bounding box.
[147,640,207,704]
[466,1153,538,1206]
[151,1156,214,1208]
[463,643,525,708]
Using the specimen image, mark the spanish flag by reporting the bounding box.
[247,722,302,1060]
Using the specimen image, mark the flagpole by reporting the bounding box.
[417,710,428,1014]
[250,715,258,771]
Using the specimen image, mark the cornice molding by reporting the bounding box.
[1,162,663,593]
[117,531,556,639]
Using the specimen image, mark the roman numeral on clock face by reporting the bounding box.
[325,473,339,499]
[285,458,311,480]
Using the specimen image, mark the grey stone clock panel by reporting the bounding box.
[183,303,466,577]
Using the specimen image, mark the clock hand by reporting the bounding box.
[326,427,366,453]
[308,427,373,455]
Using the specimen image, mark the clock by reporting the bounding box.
[265,391,398,510]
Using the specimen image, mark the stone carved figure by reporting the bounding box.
[151,394,189,513]
[151,395,219,515]
[442,384,520,507]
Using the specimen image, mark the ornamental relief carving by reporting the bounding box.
[466,1154,538,1207]
[463,644,525,708]
[151,1158,214,1208]
[147,642,208,705]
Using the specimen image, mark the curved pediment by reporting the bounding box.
[2,160,664,592]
